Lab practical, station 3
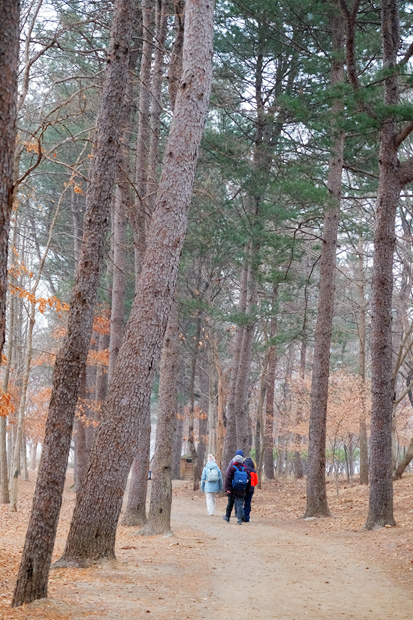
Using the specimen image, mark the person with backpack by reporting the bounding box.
[243,457,258,522]
[222,449,245,521]
[227,448,244,468]
[201,454,223,516]
[223,454,250,524]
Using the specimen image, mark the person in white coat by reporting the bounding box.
[200,454,223,515]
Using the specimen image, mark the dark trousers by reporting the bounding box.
[244,489,254,521]
[225,494,244,520]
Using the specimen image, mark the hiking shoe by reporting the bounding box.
[222,515,229,522]
[237,519,242,525]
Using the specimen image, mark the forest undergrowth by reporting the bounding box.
[0,473,412,619]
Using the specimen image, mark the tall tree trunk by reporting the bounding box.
[55,0,214,566]
[222,258,249,467]
[131,0,154,278]
[294,339,306,479]
[138,297,179,535]
[124,0,176,516]
[207,345,217,456]
[96,329,110,405]
[147,0,169,215]
[30,441,37,470]
[12,0,135,605]
[171,366,186,479]
[168,0,185,109]
[123,0,157,521]
[22,434,28,481]
[264,286,278,479]
[70,187,81,266]
[73,369,87,493]
[304,9,344,518]
[255,351,268,487]
[108,189,127,382]
[121,410,151,526]
[0,225,17,504]
[0,0,19,357]
[210,331,225,469]
[193,350,208,487]
[357,240,369,485]
[235,265,256,452]
[188,316,201,488]
[171,409,184,479]
[365,0,401,530]
[9,302,35,512]
[108,6,142,382]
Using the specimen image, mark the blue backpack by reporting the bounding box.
[232,465,248,491]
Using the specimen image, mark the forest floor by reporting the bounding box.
[1,472,413,620]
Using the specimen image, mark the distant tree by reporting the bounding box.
[304,1,345,518]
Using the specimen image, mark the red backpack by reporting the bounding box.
[250,471,258,487]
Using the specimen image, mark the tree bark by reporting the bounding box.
[393,437,413,480]
[188,316,201,489]
[30,441,37,470]
[235,265,256,452]
[138,297,179,536]
[0,0,19,357]
[122,0,157,519]
[108,186,128,383]
[55,0,214,566]
[108,9,141,383]
[95,331,110,412]
[264,287,278,479]
[222,258,249,467]
[70,187,81,267]
[12,0,135,605]
[171,406,184,479]
[210,331,225,469]
[294,339,306,479]
[147,0,169,215]
[22,435,28,482]
[207,345,217,456]
[357,240,369,485]
[130,0,154,279]
[304,8,344,518]
[193,350,209,487]
[0,227,17,504]
[168,0,185,110]
[121,410,151,526]
[73,369,87,493]
[365,0,400,530]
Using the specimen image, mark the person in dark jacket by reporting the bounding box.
[243,457,257,522]
[222,449,245,521]
[227,448,244,469]
[222,454,250,525]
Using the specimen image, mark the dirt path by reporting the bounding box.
[170,491,413,620]
[2,479,413,620]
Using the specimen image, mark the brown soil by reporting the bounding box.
[1,473,413,619]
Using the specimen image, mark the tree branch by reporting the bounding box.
[398,40,413,67]
[398,156,413,187]
[395,122,413,148]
